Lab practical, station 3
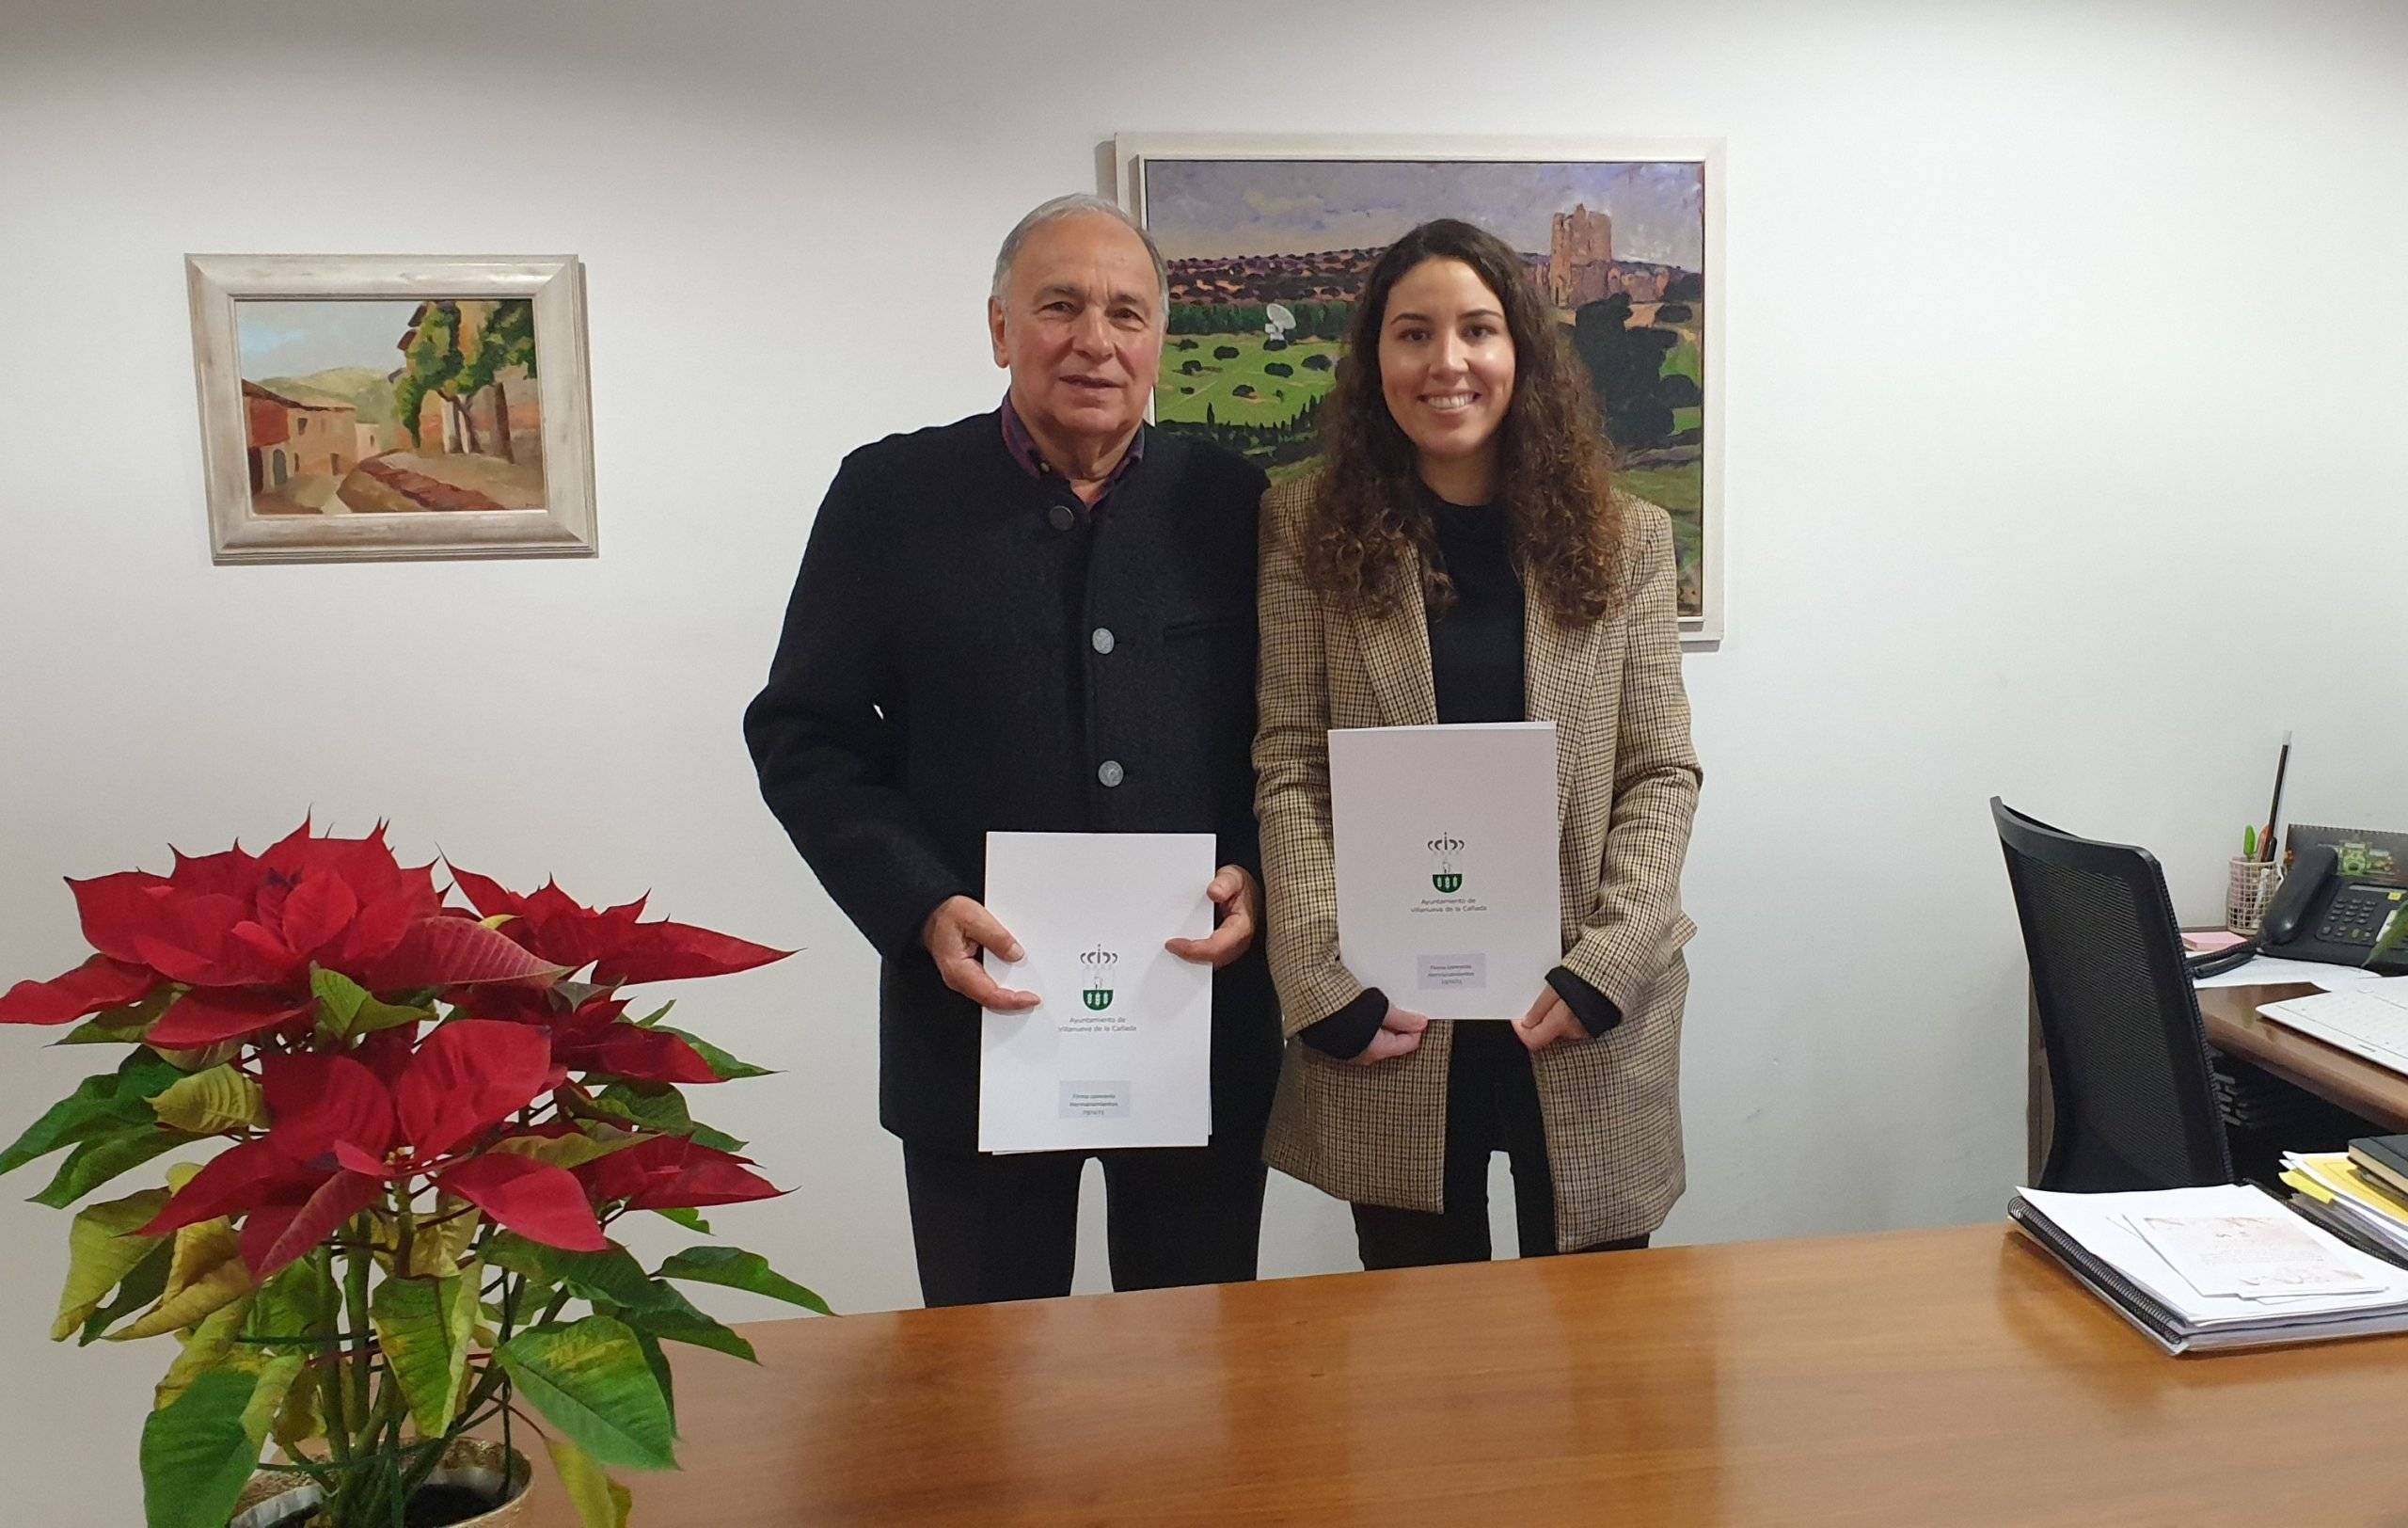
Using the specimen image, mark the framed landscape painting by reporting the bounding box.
[1117,136,1724,643]
[187,254,596,563]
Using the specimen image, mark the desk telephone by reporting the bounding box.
[2259,844,2408,975]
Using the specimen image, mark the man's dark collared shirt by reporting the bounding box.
[999,392,1146,506]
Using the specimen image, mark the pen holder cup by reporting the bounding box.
[2226,856,2283,936]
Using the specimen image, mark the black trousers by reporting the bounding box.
[902,1136,1268,1307]
[1353,1023,1650,1267]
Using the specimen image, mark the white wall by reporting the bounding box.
[4,0,2405,1516]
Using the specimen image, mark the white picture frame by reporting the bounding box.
[1116,135,1725,645]
[186,253,597,564]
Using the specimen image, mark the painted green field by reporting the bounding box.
[1620,465,1702,514]
[1156,333,1340,426]
[1661,332,1703,384]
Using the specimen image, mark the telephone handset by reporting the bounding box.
[2259,844,2408,974]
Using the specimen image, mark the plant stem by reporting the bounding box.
[313,1248,356,1487]
[345,1243,373,1444]
[393,1193,417,1279]
[392,1420,458,1505]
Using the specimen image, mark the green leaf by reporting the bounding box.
[656,1247,829,1314]
[492,1129,643,1171]
[620,1282,757,1363]
[657,1027,775,1081]
[495,1315,678,1472]
[310,965,369,1031]
[147,1065,265,1136]
[54,1187,172,1339]
[631,1001,673,1028]
[138,1357,301,1528]
[56,1013,154,1044]
[116,1223,253,1339]
[55,990,172,1046]
[310,965,430,1039]
[372,1268,479,1436]
[591,1083,745,1154]
[631,1329,677,1435]
[0,1051,181,1177]
[32,1124,193,1209]
[649,1207,710,1234]
[2373,904,2407,965]
[81,1240,174,1345]
[488,1235,680,1315]
[544,1434,633,1528]
[351,998,430,1037]
[498,1246,760,1362]
[246,1260,336,1346]
[153,1294,259,1411]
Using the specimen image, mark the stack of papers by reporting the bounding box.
[2255,979,2408,1072]
[2191,956,2394,990]
[2281,1152,2408,1265]
[2009,1183,2408,1353]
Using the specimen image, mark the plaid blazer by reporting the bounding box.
[1252,475,1703,1249]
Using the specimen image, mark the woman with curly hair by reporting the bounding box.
[1253,217,1702,1266]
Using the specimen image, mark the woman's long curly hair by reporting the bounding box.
[1304,218,1625,625]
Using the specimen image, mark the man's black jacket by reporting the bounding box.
[743,411,1279,1150]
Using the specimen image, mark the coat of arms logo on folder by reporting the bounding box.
[1429,834,1465,894]
[1080,945,1118,1011]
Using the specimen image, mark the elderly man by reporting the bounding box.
[744,195,1277,1306]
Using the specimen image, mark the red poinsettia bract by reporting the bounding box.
[444,867,787,985]
[578,1134,782,1212]
[140,1020,604,1278]
[0,820,562,1043]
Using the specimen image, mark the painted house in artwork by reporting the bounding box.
[242,380,358,491]
[390,300,544,470]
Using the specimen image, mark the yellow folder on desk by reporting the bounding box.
[2289,1154,2408,1227]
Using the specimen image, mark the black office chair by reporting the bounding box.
[1990,798,2234,1191]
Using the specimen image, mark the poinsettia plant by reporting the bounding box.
[0,821,816,1528]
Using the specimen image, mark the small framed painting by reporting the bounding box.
[186,254,596,563]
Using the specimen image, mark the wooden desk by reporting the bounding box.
[2198,980,2408,1130]
[518,1227,2408,1526]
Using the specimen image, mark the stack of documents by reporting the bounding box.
[2009,1183,2408,1353]
[2281,1151,2408,1266]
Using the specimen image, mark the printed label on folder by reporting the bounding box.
[1059,1082,1132,1120]
[1418,954,1487,992]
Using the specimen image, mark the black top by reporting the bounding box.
[1300,486,1622,1058]
[1425,493,1528,725]
[743,413,1280,1148]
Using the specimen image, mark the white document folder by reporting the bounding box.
[1327,723,1561,1021]
[977,832,1215,1153]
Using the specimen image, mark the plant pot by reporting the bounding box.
[227,1437,531,1528]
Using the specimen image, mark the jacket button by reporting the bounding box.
[1047,504,1076,531]
[1097,759,1125,788]
[1091,627,1115,654]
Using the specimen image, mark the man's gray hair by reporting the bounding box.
[990,193,1170,314]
